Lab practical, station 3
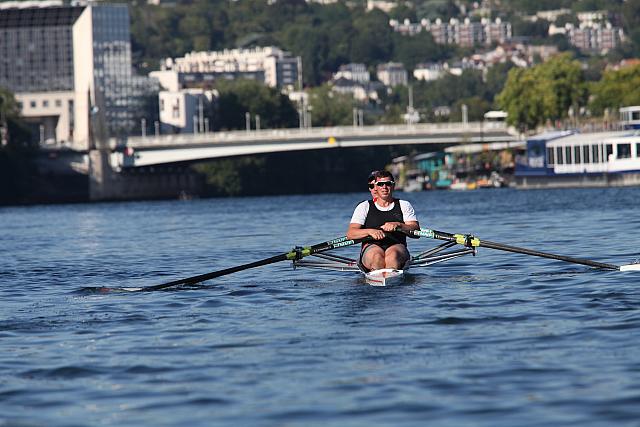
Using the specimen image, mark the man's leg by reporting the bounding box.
[384,244,409,269]
[361,244,386,271]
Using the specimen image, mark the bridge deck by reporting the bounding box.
[109,122,519,169]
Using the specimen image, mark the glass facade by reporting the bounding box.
[91,4,134,137]
[0,7,82,92]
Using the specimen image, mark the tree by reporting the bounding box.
[497,54,585,131]
[0,87,20,146]
[392,32,446,70]
[536,53,587,120]
[212,80,298,131]
[589,63,640,116]
[308,84,354,127]
[350,9,394,64]
[497,67,546,132]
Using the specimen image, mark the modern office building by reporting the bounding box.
[0,1,146,150]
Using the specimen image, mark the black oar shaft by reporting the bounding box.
[142,253,289,292]
[407,228,619,271]
[141,235,373,292]
[479,239,619,270]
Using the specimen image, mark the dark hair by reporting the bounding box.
[373,170,394,181]
[367,170,379,183]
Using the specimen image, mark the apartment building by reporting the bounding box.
[156,47,301,91]
[390,17,511,47]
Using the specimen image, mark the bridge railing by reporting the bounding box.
[114,121,512,149]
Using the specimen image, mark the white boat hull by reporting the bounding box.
[363,268,405,286]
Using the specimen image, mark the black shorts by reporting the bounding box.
[357,242,407,272]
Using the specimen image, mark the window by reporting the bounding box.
[583,145,590,163]
[617,143,632,159]
[637,143,640,158]
[30,100,36,108]
[547,147,555,166]
[42,100,49,108]
[592,144,600,163]
[605,144,613,161]
[55,99,62,107]
[574,146,581,164]
[565,146,572,164]
[556,147,563,165]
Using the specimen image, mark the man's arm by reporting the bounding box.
[380,220,420,232]
[347,223,386,240]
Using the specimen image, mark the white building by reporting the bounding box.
[391,17,511,47]
[367,0,396,13]
[377,63,408,87]
[333,63,370,84]
[413,63,446,81]
[0,1,149,149]
[331,78,382,102]
[160,46,301,91]
[159,89,214,134]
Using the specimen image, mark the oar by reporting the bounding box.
[137,234,373,292]
[403,228,630,271]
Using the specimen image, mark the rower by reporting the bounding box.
[347,170,420,271]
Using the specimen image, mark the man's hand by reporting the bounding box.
[381,222,402,232]
[367,229,386,240]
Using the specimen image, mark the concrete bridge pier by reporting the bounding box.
[89,149,202,201]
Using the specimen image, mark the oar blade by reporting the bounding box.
[620,264,640,272]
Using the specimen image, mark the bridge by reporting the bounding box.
[108,121,519,170]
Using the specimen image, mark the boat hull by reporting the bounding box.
[363,268,405,286]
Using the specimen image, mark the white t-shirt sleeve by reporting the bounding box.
[350,201,370,225]
[400,200,418,222]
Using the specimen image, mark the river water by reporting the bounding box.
[1,187,640,426]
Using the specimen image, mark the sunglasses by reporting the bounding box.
[368,181,395,188]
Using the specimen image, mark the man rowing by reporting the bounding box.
[347,170,420,271]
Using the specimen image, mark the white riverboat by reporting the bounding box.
[516,122,640,189]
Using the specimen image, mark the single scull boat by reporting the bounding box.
[95,228,639,292]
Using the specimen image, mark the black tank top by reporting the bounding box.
[362,200,407,247]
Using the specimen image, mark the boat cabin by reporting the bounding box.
[619,106,640,130]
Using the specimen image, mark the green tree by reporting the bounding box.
[308,84,354,127]
[212,80,298,131]
[350,9,394,64]
[392,32,446,70]
[497,54,585,131]
[497,67,546,132]
[589,63,640,116]
[536,53,587,120]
